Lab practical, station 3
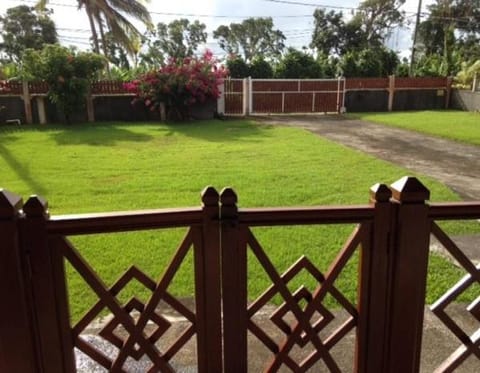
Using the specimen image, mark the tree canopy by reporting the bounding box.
[0,5,57,63]
[213,17,286,62]
[150,18,207,60]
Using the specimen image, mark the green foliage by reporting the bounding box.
[415,0,480,76]
[249,57,274,78]
[213,17,285,62]
[455,60,480,89]
[340,47,399,77]
[353,0,406,47]
[226,56,250,78]
[152,18,207,60]
[0,5,57,63]
[22,44,105,123]
[275,48,324,78]
[311,0,405,55]
[126,51,227,121]
[0,62,21,80]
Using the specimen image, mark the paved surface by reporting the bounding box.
[75,303,480,372]
[256,115,480,201]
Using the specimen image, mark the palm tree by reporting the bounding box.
[37,0,152,58]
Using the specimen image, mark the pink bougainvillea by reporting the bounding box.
[124,50,228,120]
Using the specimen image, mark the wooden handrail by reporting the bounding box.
[47,207,203,235]
[237,205,374,226]
[428,202,480,220]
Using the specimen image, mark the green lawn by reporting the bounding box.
[0,120,476,321]
[347,110,480,146]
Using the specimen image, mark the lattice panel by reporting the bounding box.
[246,226,363,371]
[59,229,197,372]
[430,222,480,372]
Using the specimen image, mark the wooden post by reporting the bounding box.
[22,81,33,124]
[194,187,222,373]
[445,76,453,109]
[355,184,393,373]
[385,176,431,373]
[388,75,395,112]
[220,188,247,373]
[0,190,38,372]
[473,73,478,92]
[36,97,47,124]
[86,92,95,122]
[160,102,166,121]
[21,196,76,372]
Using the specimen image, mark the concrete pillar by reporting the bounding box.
[388,75,395,112]
[36,97,47,125]
[22,81,33,124]
[217,82,225,115]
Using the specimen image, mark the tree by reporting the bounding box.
[310,9,347,56]
[213,18,285,62]
[38,0,152,59]
[0,5,57,62]
[310,1,404,56]
[275,48,323,78]
[250,57,274,78]
[352,0,406,47]
[415,0,480,76]
[150,19,207,60]
[339,47,399,77]
[22,44,105,123]
[226,56,250,78]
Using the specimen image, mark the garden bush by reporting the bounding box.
[125,50,228,121]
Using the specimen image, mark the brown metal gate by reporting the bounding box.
[251,79,345,114]
[223,78,346,115]
[1,177,480,372]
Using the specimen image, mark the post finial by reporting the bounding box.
[201,186,219,207]
[390,176,430,203]
[23,195,49,218]
[220,188,237,207]
[370,183,392,203]
[0,189,23,218]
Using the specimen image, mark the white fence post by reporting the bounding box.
[248,77,253,115]
[217,82,225,115]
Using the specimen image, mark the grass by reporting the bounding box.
[0,120,477,321]
[346,110,480,146]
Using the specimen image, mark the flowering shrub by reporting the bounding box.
[125,50,228,120]
[0,80,11,94]
[22,45,105,123]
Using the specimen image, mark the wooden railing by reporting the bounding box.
[0,177,479,372]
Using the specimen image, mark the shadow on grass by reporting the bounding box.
[51,123,154,146]
[0,143,47,196]
[160,119,275,142]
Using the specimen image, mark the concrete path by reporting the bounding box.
[256,115,480,201]
[75,304,480,372]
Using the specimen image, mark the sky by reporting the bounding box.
[0,0,435,59]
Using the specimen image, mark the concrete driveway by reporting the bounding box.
[257,115,480,201]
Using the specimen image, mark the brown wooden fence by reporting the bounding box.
[1,176,479,372]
